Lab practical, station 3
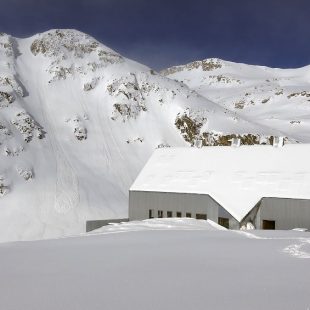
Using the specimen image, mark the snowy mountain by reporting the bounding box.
[162,58,310,143]
[0,29,308,242]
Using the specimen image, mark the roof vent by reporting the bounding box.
[195,139,203,148]
[231,138,241,147]
[272,136,284,148]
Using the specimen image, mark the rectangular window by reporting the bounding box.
[158,210,163,218]
[167,211,173,218]
[196,213,207,220]
[149,209,154,219]
[186,213,191,218]
[176,212,182,218]
[218,217,229,229]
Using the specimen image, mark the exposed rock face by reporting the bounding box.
[31,29,123,84]
[287,91,310,99]
[175,109,208,145]
[0,91,14,104]
[31,29,100,57]
[16,167,33,181]
[161,58,222,76]
[164,57,310,145]
[0,76,24,97]
[0,33,14,57]
[108,75,147,121]
[83,77,99,91]
[0,184,9,196]
[11,111,45,143]
[174,110,290,146]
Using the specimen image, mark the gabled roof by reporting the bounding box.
[130,144,310,222]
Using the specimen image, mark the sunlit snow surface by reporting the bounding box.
[0,219,309,310]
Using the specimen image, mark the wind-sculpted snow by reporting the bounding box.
[0,29,307,242]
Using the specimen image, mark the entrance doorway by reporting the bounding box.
[262,220,275,230]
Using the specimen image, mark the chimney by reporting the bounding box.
[272,136,284,148]
[231,138,241,147]
[195,139,203,148]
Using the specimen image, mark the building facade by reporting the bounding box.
[129,145,310,230]
[243,197,310,230]
[129,190,239,229]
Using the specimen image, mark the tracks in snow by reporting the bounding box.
[237,230,310,259]
[39,83,80,214]
[283,239,310,259]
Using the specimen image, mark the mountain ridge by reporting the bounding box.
[0,29,308,242]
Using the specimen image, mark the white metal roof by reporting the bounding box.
[130,144,310,222]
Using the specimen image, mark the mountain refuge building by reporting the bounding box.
[129,144,310,230]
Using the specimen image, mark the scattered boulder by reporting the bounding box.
[175,109,208,145]
[16,167,33,181]
[0,91,14,105]
[83,77,99,91]
[0,183,9,197]
[66,116,87,141]
[74,127,87,141]
[11,111,45,143]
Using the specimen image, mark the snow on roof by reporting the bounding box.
[130,144,310,222]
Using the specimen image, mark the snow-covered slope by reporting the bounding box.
[0,29,307,242]
[162,58,310,142]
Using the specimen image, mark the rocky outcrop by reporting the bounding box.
[161,58,222,76]
[11,111,45,143]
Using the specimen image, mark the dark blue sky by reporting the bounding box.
[1,0,310,70]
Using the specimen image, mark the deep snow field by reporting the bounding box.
[0,219,309,310]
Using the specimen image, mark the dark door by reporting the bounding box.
[262,220,275,230]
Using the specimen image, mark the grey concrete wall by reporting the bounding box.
[86,218,129,232]
[241,203,261,228]
[130,191,310,230]
[129,190,238,229]
[241,197,310,230]
[258,197,310,230]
